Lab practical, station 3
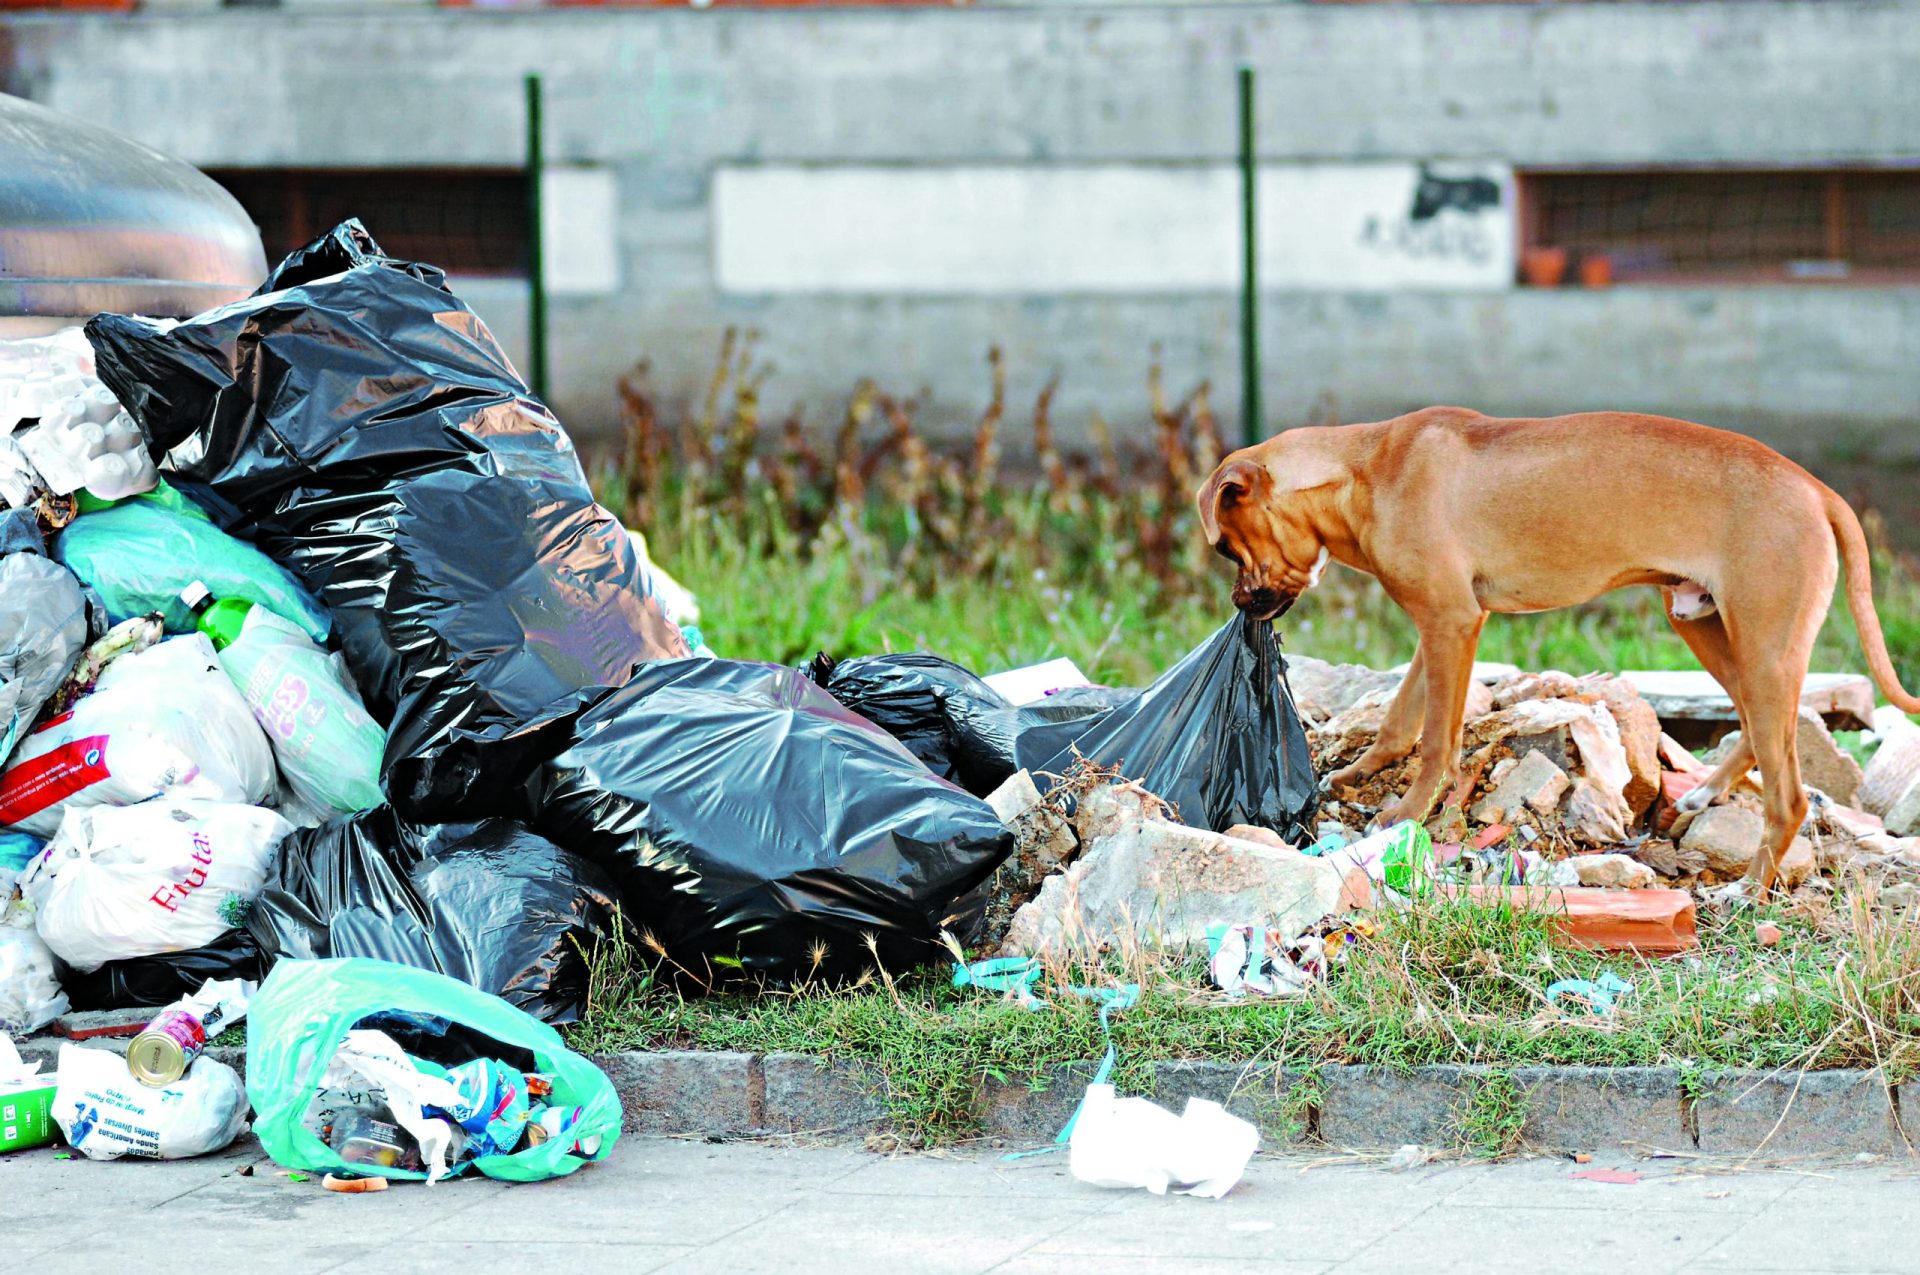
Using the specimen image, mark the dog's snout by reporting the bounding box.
[1233,584,1290,620]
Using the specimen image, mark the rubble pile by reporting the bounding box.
[1292,655,1920,905]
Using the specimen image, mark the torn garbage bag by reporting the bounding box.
[804,651,1017,796]
[0,510,92,761]
[1006,615,1318,841]
[535,658,1013,984]
[247,957,619,1183]
[246,808,620,1024]
[86,220,687,821]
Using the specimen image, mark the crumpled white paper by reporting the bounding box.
[1068,1082,1259,1199]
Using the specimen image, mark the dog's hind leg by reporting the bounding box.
[1720,582,1827,897]
[1664,609,1756,815]
[1374,608,1486,829]
[1327,644,1426,794]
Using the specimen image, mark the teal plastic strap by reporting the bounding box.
[952,958,1140,1148]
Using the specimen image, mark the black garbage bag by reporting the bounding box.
[85,221,686,821]
[245,809,620,1024]
[803,651,1017,796]
[534,658,1014,985]
[59,930,267,1011]
[1005,615,1319,840]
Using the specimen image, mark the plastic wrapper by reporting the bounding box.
[535,658,1013,984]
[247,957,619,1183]
[0,634,275,837]
[0,510,93,761]
[246,808,620,1024]
[804,651,1016,796]
[1005,616,1319,840]
[1,890,68,1034]
[87,221,687,821]
[53,483,331,639]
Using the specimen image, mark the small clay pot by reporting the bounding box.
[1579,254,1613,289]
[1521,246,1568,288]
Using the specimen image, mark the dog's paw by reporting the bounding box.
[1675,783,1720,816]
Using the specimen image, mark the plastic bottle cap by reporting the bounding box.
[179,581,212,610]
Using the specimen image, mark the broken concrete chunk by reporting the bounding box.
[986,769,1045,825]
[1711,706,1865,808]
[1489,670,1583,708]
[1001,796,1344,959]
[1282,655,1402,726]
[1562,778,1629,845]
[1594,679,1662,819]
[1469,750,1568,825]
[1223,823,1294,850]
[1678,803,1814,885]
[1658,733,1709,775]
[1860,711,1920,836]
[1549,853,1656,890]
[1681,805,1765,878]
[1621,670,1875,733]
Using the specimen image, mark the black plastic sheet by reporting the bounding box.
[245,809,621,1025]
[59,930,267,1011]
[803,651,1016,796]
[85,221,686,820]
[535,658,1013,985]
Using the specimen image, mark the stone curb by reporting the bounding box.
[18,1033,1911,1157]
[587,1053,1914,1157]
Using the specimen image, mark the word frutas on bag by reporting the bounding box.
[147,830,214,914]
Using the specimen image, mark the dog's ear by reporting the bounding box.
[1198,458,1265,542]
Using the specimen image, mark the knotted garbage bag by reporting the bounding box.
[803,651,1016,796]
[86,221,686,821]
[535,658,1013,984]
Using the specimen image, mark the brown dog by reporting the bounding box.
[1198,407,1920,896]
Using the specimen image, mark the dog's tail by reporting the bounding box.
[1827,490,1920,713]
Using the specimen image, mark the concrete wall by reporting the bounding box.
[3,2,1919,458]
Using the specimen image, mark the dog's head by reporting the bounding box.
[1197,447,1338,621]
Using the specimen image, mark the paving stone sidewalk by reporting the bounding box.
[5,1134,1916,1274]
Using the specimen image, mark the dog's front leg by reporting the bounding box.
[1373,609,1486,829]
[1328,644,1426,795]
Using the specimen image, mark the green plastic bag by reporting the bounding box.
[247,958,620,1183]
[53,484,331,641]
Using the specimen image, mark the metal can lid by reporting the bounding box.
[127,1033,187,1087]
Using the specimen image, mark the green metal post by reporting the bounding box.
[1237,65,1261,449]
[525,72,549,403]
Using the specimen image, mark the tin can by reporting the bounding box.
[127,1008,207,1087]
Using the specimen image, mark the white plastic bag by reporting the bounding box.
[1067,1083,1259,1199]
[23,799,292,972]
[0,634,274,837]
[53,1043,248,1160]
[0,880,67,1034]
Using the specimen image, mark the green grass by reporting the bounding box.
[566,888,1920,1146]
